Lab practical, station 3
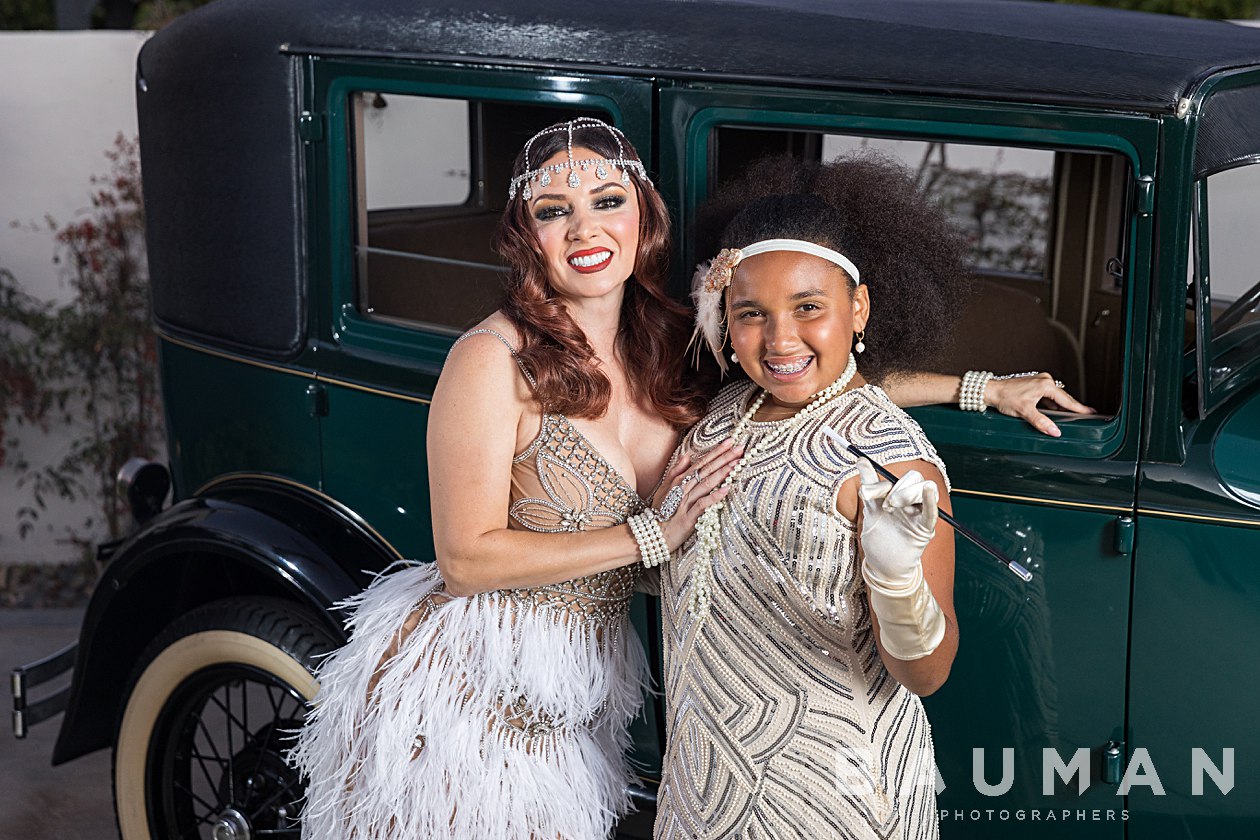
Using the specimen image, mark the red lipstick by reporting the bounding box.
[567,247,613,274]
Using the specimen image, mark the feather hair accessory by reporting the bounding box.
[687,248,744,374]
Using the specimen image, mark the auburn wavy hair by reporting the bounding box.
[494,122,708,427]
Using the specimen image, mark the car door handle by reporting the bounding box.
[1113,516,1134,555]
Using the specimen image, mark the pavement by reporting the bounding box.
[0,609,115,840]
[0,608,656,840]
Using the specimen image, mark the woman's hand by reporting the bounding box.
[985,373,1095,438]
[880,371,1094,437]
[430,327,691,595]
[651,440,744,551]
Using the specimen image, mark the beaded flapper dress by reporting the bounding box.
[291,329,649,840]
[656,381,949,840]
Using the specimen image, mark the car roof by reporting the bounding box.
[155,0,1260,113]
[136,0,1260,359]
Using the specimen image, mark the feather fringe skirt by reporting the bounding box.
[289,561,650,840]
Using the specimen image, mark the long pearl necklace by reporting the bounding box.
[688,352,859,618]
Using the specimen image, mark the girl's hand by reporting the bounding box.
[856,458,937,587]
[856,458,951,667]
[986,373,1095,438]
[651,440,743,551]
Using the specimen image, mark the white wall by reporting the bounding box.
[0,31,149,565]
[361,93,471,210]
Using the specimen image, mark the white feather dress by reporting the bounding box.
[290,337,651,840]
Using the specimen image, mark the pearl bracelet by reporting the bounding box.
[628,510,671,568]
[960,369,994,412]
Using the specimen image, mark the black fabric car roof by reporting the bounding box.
[173,0,1260,112]
[136,0,1260,358]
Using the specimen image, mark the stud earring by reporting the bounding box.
[730,350,739,364]
[855,330,866,354]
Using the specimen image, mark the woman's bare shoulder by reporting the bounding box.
[436,313,532,411]
[458,311,523,349]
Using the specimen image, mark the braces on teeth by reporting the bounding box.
[766,359,812,373]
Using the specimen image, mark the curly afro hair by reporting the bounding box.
[697,153,972,384]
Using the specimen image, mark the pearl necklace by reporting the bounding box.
[688,353,859,618]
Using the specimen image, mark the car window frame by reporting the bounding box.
[1189,163,1260,418]
[309,58,651,373]
[661,83,1158,462]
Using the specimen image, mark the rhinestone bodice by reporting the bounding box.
[504,412,644,621]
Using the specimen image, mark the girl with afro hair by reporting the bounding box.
[656,153,995,839]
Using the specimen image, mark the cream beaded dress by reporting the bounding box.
[290,330,650,840]
[656,381,949,840]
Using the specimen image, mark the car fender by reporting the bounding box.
[52,476,402,764]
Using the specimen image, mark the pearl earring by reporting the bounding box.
[730,350,739,363]
[855,330,866,354]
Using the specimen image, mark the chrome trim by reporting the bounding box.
[951,487,1131,514]
[1136,507,1260,528]
[156,329,317,379]
[10,642,78,739]
[156,327,434,405]
[319,376,433,405]
[953,487,1260,527]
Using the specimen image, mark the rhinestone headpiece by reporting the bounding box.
[508,117,651,201]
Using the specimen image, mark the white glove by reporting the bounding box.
[857,460,938,587]
[856,458,946,661]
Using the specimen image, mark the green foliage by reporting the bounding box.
[0,0,55,29]
[134,0,210,29]
[0,272,51,467]
[1055,0,1259,19]
[0,135,162,547]
[90,0,215,29]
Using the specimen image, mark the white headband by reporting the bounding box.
[688,238,862,374]
[736,239,861,285]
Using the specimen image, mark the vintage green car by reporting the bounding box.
[12,0,1260,837]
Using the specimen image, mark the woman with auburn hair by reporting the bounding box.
[291,117,742,840]
[291,119,1086,840]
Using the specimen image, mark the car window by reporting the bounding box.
[350,93,608,334]
[822,136,1054,278]
[1204,165,1260,344]
[1190,162,1260,402]
[708,127,1132,418]
[359,94,472,210]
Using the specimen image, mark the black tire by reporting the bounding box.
[112,597,339,840]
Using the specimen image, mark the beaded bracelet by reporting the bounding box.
[628,511,671,568]
[960,370,994,412]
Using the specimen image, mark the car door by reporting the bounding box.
[660,82,1158,838]
[1128,72,1260,838]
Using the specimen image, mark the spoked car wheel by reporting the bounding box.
[113,598,339,840]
